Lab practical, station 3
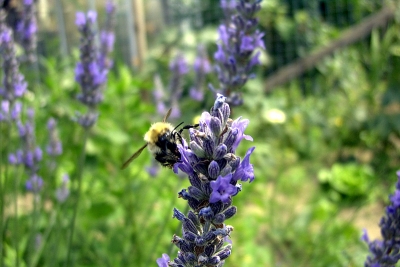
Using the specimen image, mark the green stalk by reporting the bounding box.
[13,167,20,267]
[65,128,89,267]
[31,210,57,267]
[0,122,11,267]
[28,188,38,267]
[144,178,183,266]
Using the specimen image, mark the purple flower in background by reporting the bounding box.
[75,10,107,128]
[156,253,170,267]
[26,174,43,193]
[153,53,188,119]
[99,0,116,71]
[190,45,211,102]
[46,118,62,156]
[55,174,70,203]
[11,109,43,180]
[153,74,168,115]
[363,171,400,266]
[163,94,254,266]
[166,53,188,118]
[0,10,27,120]
[146,158,160,177]
[17,0,37,62]
[213,0,264,106]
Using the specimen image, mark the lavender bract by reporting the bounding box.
[157,94,255,266]
[363,171,400,266]
[213,0,264,106]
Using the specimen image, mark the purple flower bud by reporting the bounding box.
[87,11,97,23]
[183,231,197,243]
[189,87,204,101]
[209,117,222,137]
[213,144,227,160]
[26,174,43,192]
[199,207,214,221]
[215,245,232,260]
[11,102,22,120]
[223,206,237,220]
[75,12,86,27]
[208,160,220,179]
[34,147,42,161]
[173,208,186,221]
[182,218,199,235]
[190,141,205,158]
[9,153,19,164]
[188,186,204,202]
[214,94,226,110]
[203,137,215,158]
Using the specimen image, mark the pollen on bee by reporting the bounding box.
[144,122,174,144]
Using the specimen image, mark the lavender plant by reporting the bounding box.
[75,10,106,128]
[167,53,189,119]
[213,0,264,106]
[9,109,43,192]
[190,45,211,102]
[67,6,115,265]
[363,171,400,266]
[157,94,255,266]
[18,0,37,62]
[99,0,116,72]
[0,9,27,119]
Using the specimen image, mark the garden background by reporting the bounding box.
[1,0,400,266]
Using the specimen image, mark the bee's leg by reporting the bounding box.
[178,124,199,135]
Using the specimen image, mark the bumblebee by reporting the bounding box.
[121,108,197,169]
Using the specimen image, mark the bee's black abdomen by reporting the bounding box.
[154,131,181,168]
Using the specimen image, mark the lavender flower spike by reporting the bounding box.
[0,9,27,121]
[99,0,116,71]
[163,94,255,266]
[18,0,38,62]
[190,45,211,102]
[213,0,265,106]
[167,53,188,119]
[75,10,106,128]
[46,118,62,156]
[363,170,400,266]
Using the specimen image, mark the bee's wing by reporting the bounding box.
[163,108,172,122]
[121,143,148,169]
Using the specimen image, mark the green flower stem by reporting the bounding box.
[28,191,39,267]
[65,128,89,267]
[0,123,13,267]
[145,178,184,267]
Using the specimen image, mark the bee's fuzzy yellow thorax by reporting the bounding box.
[144,122,174,144]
